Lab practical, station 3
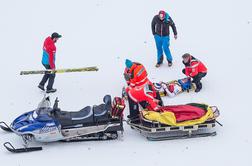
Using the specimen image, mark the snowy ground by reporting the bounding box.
[0,0,252,165]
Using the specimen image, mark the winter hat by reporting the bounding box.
[159,10,166,16]
[125,59,133,69]
[51,32,62,39]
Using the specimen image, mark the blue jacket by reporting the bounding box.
[42,50,55,65]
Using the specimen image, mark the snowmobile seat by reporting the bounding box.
[92,95,111,123]
[103,95,112,106]
[54,106,94,128]
[93,104,110,123]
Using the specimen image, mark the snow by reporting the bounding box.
[0,0,252,165]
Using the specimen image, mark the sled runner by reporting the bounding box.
[154,77,196,97]
[0,95,125,153]
[127,104,221,141]
[20,66,99,75]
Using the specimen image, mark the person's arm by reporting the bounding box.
[123,68,131,85]
[148,99,159,111]
[169,17,178,38]
[129,78,136,88]
[128,68,137,87]
[185,67,191,76]
[48,45,55,69]
[189,61,199,77]
[151,16,156,35]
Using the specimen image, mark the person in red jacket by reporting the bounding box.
[124,59,148,88]
[38,32,62,93]
[124,59,163,119]
[182,53,207,92]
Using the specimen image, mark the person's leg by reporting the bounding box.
[127,95,140,119]
[46,73,56,90]
[162,36,173,62]
[182,69,186,75]
[193,73,207,92]
[148,82,163,106]
[155,91,163,106]
[154,35,164,64]
[159,54,163,64]
[39,65,50,87]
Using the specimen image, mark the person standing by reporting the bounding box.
[38,32,62,93]
[182,53,207,92]
[151,10,178,67]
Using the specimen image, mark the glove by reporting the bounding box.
[122,87,127,99]
[124,73,131,81]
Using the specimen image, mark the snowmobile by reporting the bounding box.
[126,99,222,141]
[0,95,125,153]
[153,77,196,97]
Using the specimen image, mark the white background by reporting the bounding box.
[0,0,251,165]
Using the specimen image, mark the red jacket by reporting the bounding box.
[124,62,148,88]
[43,37,56,69]
[184,56,207,77]
[128,80,159,111]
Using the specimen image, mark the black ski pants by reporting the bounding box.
[39,64,55,90]
[182,69,206,89]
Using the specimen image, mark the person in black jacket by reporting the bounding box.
[151,10,177,67]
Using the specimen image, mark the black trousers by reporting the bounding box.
[39,64,55,90]
[128,96,141,118]
[182,69,206,89]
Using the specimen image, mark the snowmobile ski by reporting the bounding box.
[20,66,99,75]
[0,121,13,132]
[3,142,42,153]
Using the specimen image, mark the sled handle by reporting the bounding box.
[215,120,223,127]
[209,106,223,126]
[210,106,220,117]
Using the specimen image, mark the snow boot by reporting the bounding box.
[38,84,45,91]
[195,82,202,92]
[168,60,173,67]
[155,63,161,67]
[195,88,201,93]
[156,55,164,67]
[46,88,57,93]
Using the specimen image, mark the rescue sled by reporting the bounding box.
[127,103,221,141]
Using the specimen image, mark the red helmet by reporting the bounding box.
[168,84,175,93]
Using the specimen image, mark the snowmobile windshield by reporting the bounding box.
[37,98,51,108]
[33,107,54,121]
